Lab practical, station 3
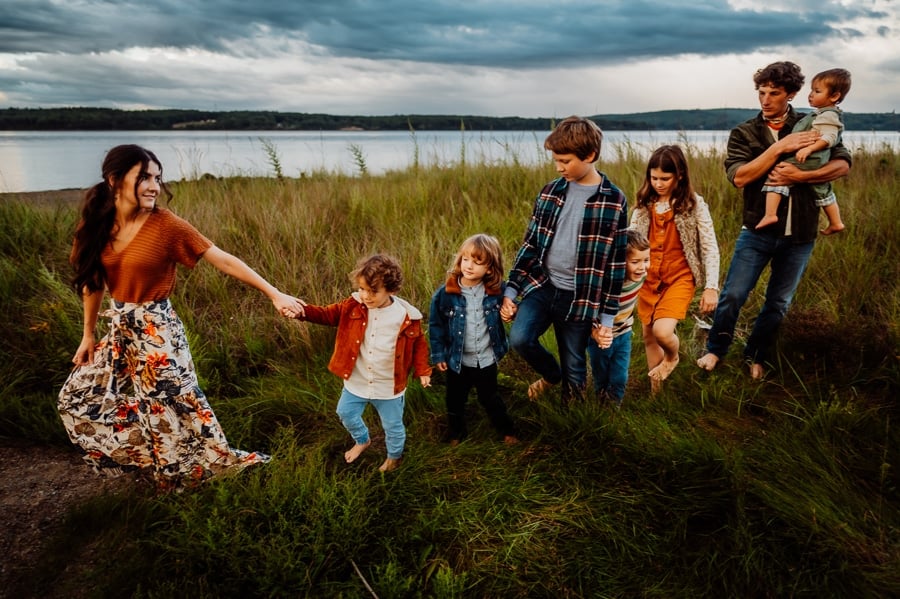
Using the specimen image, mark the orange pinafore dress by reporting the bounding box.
[636,204,696,325]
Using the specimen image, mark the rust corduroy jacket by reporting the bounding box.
[297,292,432,394]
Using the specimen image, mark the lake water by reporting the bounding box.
[0,129,897,193]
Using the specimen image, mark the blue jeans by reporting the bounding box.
[587,329,632,406]
[336,388,406,459]
[509,284,592,400]
[706,228,815,366]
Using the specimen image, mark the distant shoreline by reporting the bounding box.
[3,107,898,132]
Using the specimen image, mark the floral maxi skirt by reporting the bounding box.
[58,298,269,489]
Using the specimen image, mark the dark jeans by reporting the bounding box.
[445,363,515,441]
[706,228,815,365]
[508,283,592,401]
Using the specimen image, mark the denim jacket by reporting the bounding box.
[428,275,509,374]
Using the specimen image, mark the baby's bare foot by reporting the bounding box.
[820,223,845,236]
[344,441,371,463]
[379,457,401,472]
[697,353,720,371]
[503,435,520,445]
[755,214,779,229]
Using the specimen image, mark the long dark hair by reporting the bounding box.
[70,144,171,294]
[635,145,696,215]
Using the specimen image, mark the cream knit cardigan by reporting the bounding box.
[630,194,720,290]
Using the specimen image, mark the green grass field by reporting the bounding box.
[1,141,897,597]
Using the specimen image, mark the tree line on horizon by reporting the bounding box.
[0,106,897,131]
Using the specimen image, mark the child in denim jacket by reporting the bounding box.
[429,234,518,445]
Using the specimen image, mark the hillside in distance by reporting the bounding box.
[0,106,897,131]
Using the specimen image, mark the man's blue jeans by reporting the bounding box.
[706,228,815,366]
[509,284,592,400]
[587,329,632,406]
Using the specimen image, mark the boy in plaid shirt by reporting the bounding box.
[501,116,629,403]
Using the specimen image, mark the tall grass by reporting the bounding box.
[0,145,897,597]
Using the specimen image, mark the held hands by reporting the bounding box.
[500,297,518,322]
[435,362,448,372]
[274,291,306,319]
[699,288,719,315]
[592,325,613,349]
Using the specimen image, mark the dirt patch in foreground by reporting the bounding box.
[0,440,127,599]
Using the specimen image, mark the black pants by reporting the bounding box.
[445,363,515,441]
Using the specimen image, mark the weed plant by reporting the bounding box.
[0,145,897,597]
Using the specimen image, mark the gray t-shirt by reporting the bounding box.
[545,181,595,290]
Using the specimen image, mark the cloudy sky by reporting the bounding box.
[0,0,896,117]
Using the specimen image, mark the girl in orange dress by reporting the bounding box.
[630,145,720,392]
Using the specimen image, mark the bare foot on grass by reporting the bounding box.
[749,363,766,380]
[820,223,845,235]
[648,357,679,394]
[379,457,401,472]
[344,441,371,463]
[755,214,778,229]
[527,378,554,401]
[503,435,520,445]
[696,353,720,371]
[649,357,679,382]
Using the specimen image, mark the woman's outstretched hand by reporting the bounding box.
[274,292,306,318]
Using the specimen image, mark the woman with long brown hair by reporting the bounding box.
[59,144,304,491]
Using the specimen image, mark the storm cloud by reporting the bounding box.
[0,0,895,115]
